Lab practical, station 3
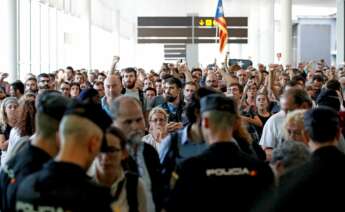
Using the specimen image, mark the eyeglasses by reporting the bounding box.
[150,118,167,123]
[104,146,122,154]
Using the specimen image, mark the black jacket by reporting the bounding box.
[16,161,113,212]
[0,142,50,212]
[168,142,274,212]
[126,143,163,212]
[265,146,345,212]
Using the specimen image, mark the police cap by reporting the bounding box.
[36,90,72,121]
[200,94,237,114]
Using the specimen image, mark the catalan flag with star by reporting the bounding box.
[214,0,228,53]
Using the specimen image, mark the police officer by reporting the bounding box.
[168,94,274,212]
[0,91,71,212]
[15,102,113,212]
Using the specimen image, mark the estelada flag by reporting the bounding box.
[214,0,228,53]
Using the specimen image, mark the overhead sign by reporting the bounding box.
[137,16,248,44]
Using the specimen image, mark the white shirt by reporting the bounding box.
[142,134,161,153]
[259,111,286,149]
[109,170,149,212]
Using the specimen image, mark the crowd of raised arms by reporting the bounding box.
[0,55,344,212]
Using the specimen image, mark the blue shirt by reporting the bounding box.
[159,125,208,165]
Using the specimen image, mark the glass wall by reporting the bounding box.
[17,0,119,80]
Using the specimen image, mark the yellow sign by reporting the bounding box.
[199,19,205,26]
[205,19,213,26]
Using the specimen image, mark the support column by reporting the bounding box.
[0,0,18,82]
[87,0,92,70]
[186,44,199,68]
[337,0,345,66]
[259,0,275,65]
[280,0,292,66]
[186,14,199,68]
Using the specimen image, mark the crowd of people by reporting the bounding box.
[0,56,344,211]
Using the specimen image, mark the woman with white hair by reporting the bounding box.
[283,109,307,144]
[142,107,168,152]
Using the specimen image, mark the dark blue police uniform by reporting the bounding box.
[168,141,274,212]
[16,161,113,212]
[0,142,50,212]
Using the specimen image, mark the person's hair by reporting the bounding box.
[0,97,18,132]
[106,126,127,150]
[48,73,56,80]
[164,77,182,89]
[233,121,253,144]
[70,82,81,90]
[144,87,156,96]
[93,80,104,87]
[283,88,312,107]
[15,99,36,137]
[155,79,162,83]
[204,110,237,131]
[271,141,311,172]
[292,75,306,84]
[66,66,74,71]
[98,73,106,78]
[280,72,290,79]
[61,81,71,86]
[312,75,324,83]
[284,80,299,88]
[191,68,202,74]
[283,109,306,140]
[229,83,244,93]
[123,67,137,77]
[111,96,142,120]
[184,81,199,89]
[148,107,168,122]
[25,77,37,83]
[36,113,59,139]
[37,73,49,81]
[326,79,341,92]
[11,81,25,95]
[75,72,83,77]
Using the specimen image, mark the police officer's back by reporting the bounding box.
[0,91,70,212]
[168,94,274,212]
[15,102,113,212]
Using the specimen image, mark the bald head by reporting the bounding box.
[59,115,103,147]
[104,74,122,99]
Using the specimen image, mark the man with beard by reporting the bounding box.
[159,77,184,124]
[183,81,198,104]
[112,96,162,212]
[37,73,52,94]
[25,77,38,93]
[121,68,145,107]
